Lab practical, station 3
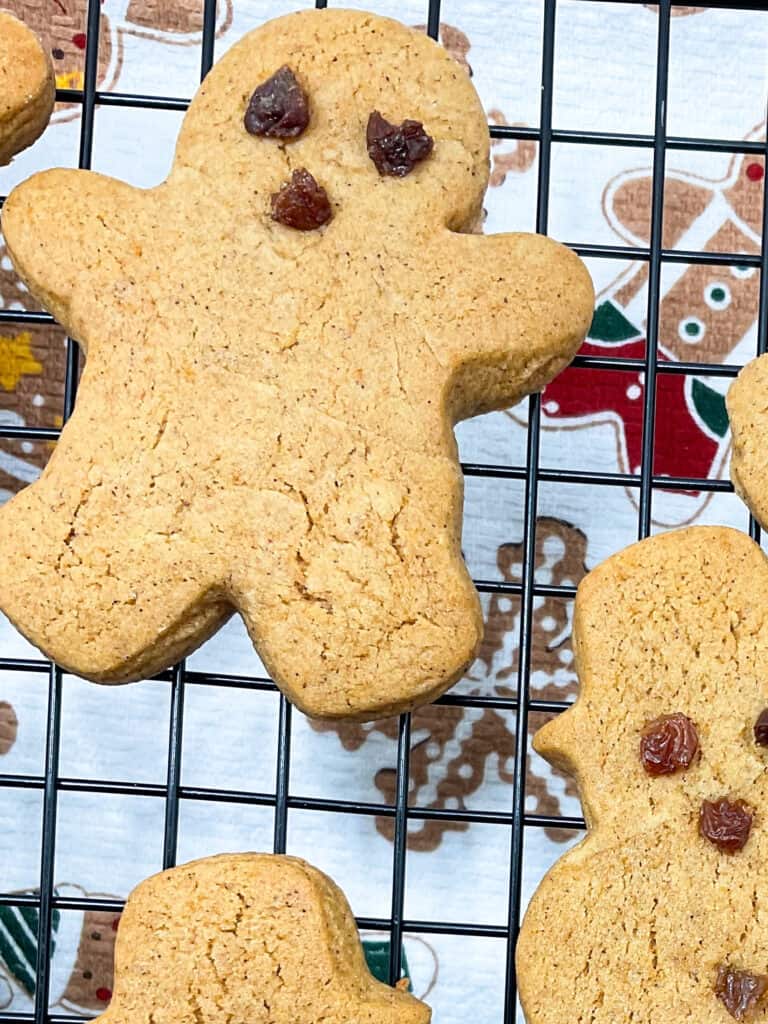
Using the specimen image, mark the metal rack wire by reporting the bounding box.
[0,1,766,1023]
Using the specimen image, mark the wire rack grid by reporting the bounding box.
[0,0,767,1022]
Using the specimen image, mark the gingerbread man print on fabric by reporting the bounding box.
[518,526,768,1023]
[0,10,593,720]
[6,0,232,121]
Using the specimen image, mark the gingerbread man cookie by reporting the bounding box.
[517,526,768,1022]
[101,853,429,1024]
[0,9,593,719]
[727,356,768,529]
[0,12,54,164]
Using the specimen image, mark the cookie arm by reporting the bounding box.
[1,169,139,340]
[418,232,594,421]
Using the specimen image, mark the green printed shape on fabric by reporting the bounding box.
[0,905,37,995]
[588,300,640,344]
[691,378,729,438]
[0,902,60,996]
[363,938,412,991]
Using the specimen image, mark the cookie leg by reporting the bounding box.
[0,473,231,682]
[231,449,482,721]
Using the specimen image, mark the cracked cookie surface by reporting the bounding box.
[517,526,768,1023]
[0,12,54,165]
[102,853,430,1024]
[0,9,593,719]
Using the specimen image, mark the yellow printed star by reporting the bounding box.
[0,331,42,391]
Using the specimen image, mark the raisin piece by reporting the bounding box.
[754,708,768,746]
[270,169,332,231]
[700,797,753,853]
[639,713,698,776]
[715,965,768,1021]
[366,111,434,177]
[244,65,309,139]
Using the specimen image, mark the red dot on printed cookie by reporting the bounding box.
[746,162,764,183]
[96,988,112,1002]
[72,32,87,50]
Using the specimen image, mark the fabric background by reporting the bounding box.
[0,2,766,1020]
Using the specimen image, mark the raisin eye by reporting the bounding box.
[244,65,309,139]
[754,708,768,746]
[640,713,699,776]
[366,111,434,177]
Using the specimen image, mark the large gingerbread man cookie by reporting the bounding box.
[517,526,768,1022]
[0,9,593,719]
[99,853,430,1024]
[0,12,54,164]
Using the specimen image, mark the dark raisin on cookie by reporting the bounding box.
[270,169,332,231]
[639,713,699,776]
[244,65,309,139]
[754,708,768,746]
[715,965,768,1021]
[700,797,753,853]
[366,111,434,177]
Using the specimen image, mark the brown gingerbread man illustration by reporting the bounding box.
[7,0,232,120]
[602,122,764,364]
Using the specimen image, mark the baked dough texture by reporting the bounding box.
[0,11,54,165]
[727,355,768,529]
[100,853,430,1024]
[0,9,593,719]
[517,526,768,1023]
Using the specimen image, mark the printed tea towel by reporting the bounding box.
[0,2,767,1021]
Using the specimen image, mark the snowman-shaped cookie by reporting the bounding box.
[518,526,768,1022]
[0,9,593,720]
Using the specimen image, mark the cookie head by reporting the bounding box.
[101,854,430,1024]
[174,9,489,232]
[535,527,768,840]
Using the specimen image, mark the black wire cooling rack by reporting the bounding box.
[0,1,767,1022]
